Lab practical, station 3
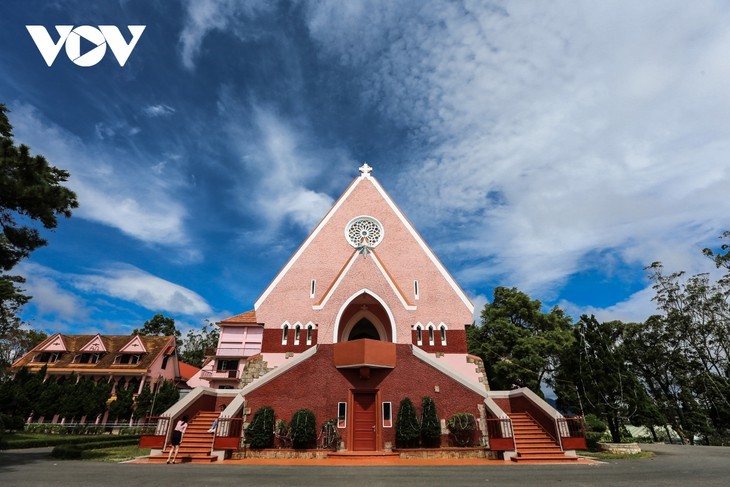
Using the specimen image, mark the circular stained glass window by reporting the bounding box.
[346,216,383,248]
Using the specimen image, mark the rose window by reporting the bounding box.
[346,217,383,248]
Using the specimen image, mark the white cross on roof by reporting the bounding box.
[359,163,373,177]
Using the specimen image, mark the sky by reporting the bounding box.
[1,0,729,337]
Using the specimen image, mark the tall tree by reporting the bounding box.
[0,327,47,369]
[554,316,649,443]
[469,287,574,395]
[0,104,78,334]
[132,313,180,341]
[180,321,219,367]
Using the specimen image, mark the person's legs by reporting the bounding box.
[166,444,174,463]
[171,445,179,463]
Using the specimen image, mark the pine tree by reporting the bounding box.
[395,398,420,448]
[420,397,441,447]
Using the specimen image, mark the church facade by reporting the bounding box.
[148,165,585,462]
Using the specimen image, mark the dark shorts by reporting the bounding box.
[171,430,182,446]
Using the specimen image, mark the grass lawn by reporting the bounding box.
[80,444,151,462]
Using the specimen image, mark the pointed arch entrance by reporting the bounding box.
[333,289,396,343]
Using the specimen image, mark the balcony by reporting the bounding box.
[333,339,396,369]
[204,346,261,358]
[200,369,240,380]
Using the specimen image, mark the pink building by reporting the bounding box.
[146,165,585,463]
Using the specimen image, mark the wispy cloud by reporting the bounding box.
[72,264,213,316]
[10,103,189,246]
[179,0,272,70]
[17,263,89,322]
[143,104,175,117]
[303,0,730,313]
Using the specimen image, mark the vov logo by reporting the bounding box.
[26,25,146,67]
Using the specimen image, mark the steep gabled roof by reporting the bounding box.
[37,333,67,352]
[119,335,148,354]
[79,333,107,352]
[254,168,473,313]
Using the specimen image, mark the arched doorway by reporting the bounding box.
[334,290,396,343]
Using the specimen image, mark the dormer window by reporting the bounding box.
[73,353,102,364]
[114,354,141,365]
[33,352,62,363]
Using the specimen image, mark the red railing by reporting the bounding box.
[213,417,245,450]
[138,416,171,449]
[485,418,515,451]
[556,416,587,450]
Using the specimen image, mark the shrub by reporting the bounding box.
[51,444,83,459]
[584,414,607,433]
[420,397,441,448]
[245,406,275,449]
[395,398,420,448]
[447,413,476,447]
[0,414,25,432]
[289,409,316,449]
[585,431,604,451]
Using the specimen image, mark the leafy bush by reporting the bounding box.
[245,406,275,449]
[584,414,607,433]
[0,414,25,432]
[420,397,441,447]
[396,398,420,448]
[585,431,604,451]
[447,413,476,447]
[289,409,316,449]
[51,444,83,459]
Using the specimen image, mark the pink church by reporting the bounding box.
[144,165,585,463]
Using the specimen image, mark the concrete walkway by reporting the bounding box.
[2,443,729,486]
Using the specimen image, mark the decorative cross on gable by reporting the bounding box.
[358,163,373,177]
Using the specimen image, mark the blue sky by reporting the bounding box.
[1,0,729,337]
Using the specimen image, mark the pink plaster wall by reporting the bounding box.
[255,176,473,347]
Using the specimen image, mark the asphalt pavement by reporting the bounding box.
[1,443,729,486]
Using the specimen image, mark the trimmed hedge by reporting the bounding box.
[246,406,275,449]
[289,409,316,449]
[4,434,139,450]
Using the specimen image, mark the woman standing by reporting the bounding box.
[166,415,189,464]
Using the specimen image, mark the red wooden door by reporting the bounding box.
[352,393,377,451]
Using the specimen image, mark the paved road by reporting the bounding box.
[1,444,729,486]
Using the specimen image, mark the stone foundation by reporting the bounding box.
[396,447,500,460]
[598,442,642,454]
[232,449,330,459]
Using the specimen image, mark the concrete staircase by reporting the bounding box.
[509,412,578,463]
[147,411,219,463]
[238,355,273,388]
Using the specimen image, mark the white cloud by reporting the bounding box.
[16,263,89,321]
[10,103,189,246]
[143,104,175,117]
[559,286,659,324]
[222,100,351,235]
[72,264,212,316]
[179,0,272,70]
[302,0,730,300]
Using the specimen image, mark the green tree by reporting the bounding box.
[420,396,441,447]
[470,287,574,395]
[0,327,47,370]
[134,383,154,419]
[151,379,179,416]
[108,384,134,423]
[180,321,219,367]
[0,104,78,335]
[289,409,317,449]
[554,316,648,443]
[395,397,420,447]
[245,406,275,449]
[132,314,180,341]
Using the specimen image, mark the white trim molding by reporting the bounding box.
[332,289,397,343]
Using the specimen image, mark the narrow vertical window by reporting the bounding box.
[428,326,435,346]
[306,325,313,345]
[282,324,289,345]
[294,324,301,345]
[414,280,419,300]
[382,402,393,428]
[337,402,347,428]
[310,279,316,298]
[417,327,423,346]
[440,325,447,346]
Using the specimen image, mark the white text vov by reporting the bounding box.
[26,25,146,67]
